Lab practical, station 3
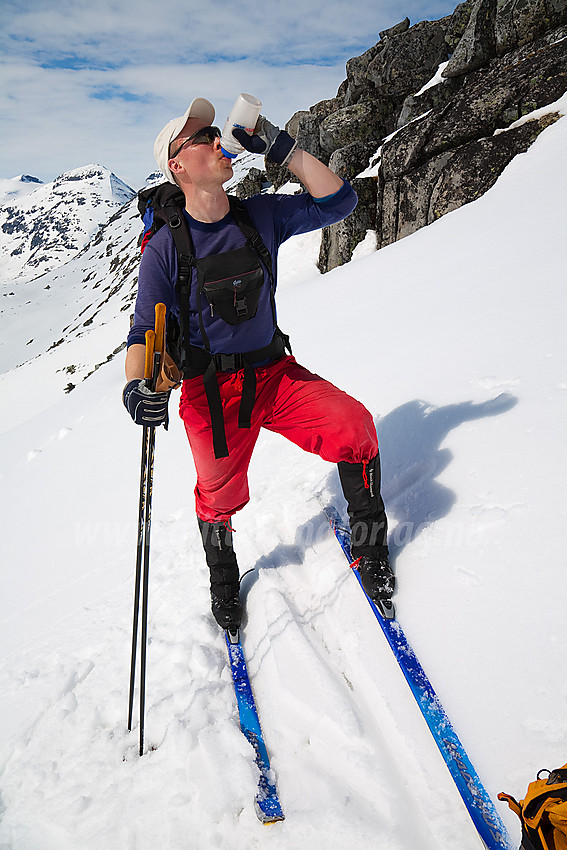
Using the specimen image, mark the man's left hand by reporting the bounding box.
[232,116,297,167]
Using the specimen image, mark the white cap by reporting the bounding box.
[153,97,215,184]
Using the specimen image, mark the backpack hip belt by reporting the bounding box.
[184,329,290,378]
[184,328,292,460]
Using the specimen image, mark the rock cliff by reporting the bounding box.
[262,0,567,270]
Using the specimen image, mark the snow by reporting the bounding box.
[414,61,450,97]
[1,109,567,849]
[0,176,44,205]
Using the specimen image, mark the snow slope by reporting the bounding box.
[0,107,566,849]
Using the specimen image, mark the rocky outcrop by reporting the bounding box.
[319,177,378,268]
[231,167,267,199]
[380,111,560,247]
[252,0,567,271]
[375,26,566,250]
[446,0,567,75]
[366,19,451,98]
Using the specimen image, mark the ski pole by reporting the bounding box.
[139,311,166,756]
[127,303,166,756]
[127,330,155,735]
[127,419,149,733]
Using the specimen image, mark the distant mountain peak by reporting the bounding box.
[0,164,136,284]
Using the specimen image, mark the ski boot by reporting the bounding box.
[356,555,395,604]
[338,455,395,618]
[198,518,243,631]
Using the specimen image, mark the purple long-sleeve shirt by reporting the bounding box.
[127,179,357,356]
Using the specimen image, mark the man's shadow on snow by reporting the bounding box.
[243,392,517,595]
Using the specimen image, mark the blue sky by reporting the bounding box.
[1,0,459,189]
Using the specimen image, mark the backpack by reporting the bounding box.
[499,765,567,850]
[136,183,291,459]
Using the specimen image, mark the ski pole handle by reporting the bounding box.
[141,305,167,392]
[150,303,167,392]
[154,303,166,360]
[143,302,165,380]
[144,330,156,380]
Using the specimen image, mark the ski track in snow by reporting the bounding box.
[0,437,483,849]
[0,502,481,850]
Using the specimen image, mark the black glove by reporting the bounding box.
[123,379,170,428]
[232,115,297,166]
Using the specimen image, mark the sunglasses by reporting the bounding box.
[169,126,221,158]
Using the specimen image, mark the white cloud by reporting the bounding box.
[4,0,392,65]
[0,58,350,188]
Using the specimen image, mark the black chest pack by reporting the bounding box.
[137,183,291,458]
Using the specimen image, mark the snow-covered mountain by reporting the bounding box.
[0,164,135,285]
[0,103,566,849]
[0,176,145,428]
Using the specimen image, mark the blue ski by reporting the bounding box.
[225,629,285,824]
[322,502,513,850]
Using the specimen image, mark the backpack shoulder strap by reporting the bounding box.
[167,212,196,374]
[227,195,274,283]
[227,194,277,328]
[139,184,197,372]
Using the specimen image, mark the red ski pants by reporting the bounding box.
[179,355,379,522]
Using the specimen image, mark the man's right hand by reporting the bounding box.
[123,379,170,427]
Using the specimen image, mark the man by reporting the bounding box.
[124,96,393,631]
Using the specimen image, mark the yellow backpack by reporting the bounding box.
[499,765,567,850]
